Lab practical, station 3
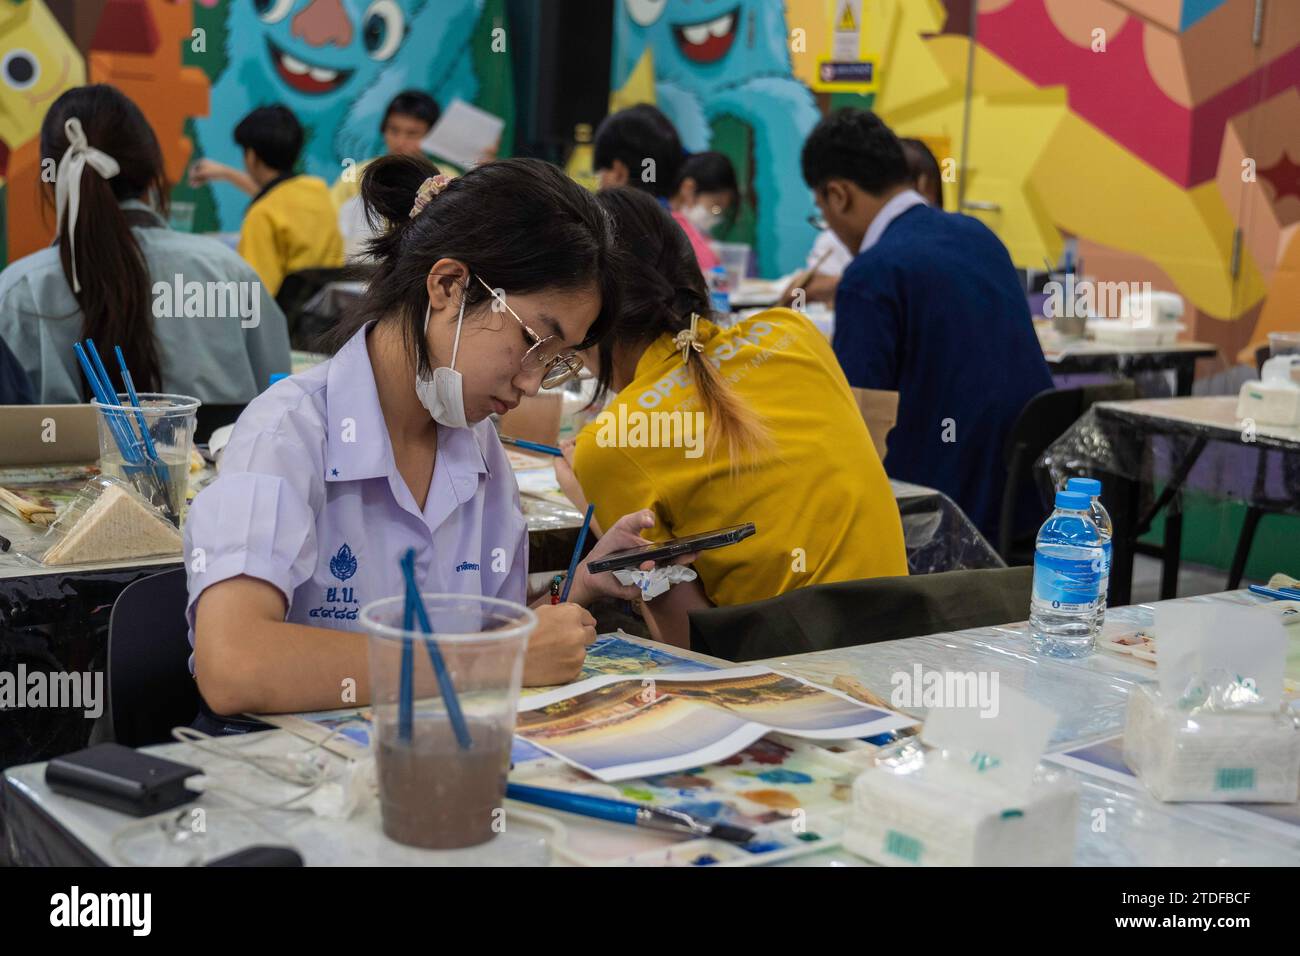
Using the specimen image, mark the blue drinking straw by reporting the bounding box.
[400,549,472,750]
[72,342,140,464]
[113,346,177,520]
[114,346,161,462]
[398,579,415,744]
[559,504,595,603]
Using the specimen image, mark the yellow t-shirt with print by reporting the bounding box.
[573,308,907,609]
[238,174,345,297]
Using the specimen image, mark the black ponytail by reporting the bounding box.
[40,85,168,395]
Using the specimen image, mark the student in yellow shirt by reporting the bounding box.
[554,188,908,648]
[190,105,343,296]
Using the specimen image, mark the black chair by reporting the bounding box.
[106,568,200,748]
[276,265,372,351]
[1226,346,1300,588]
[998,380,1137,564]
[688,566,1033,662]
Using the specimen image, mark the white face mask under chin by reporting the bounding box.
[414,289,469,428]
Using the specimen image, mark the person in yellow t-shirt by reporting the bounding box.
[554,188,908,649]
[189,105,343,296]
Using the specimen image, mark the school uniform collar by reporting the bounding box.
[118,198,168,227]
[859,188,927,253]
[324,323,490,488]
[251,172,295,206]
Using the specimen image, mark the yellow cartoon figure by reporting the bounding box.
[0,0,85,151]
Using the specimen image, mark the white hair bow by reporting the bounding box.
[55,117,121,293]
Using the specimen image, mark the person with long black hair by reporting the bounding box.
[0,84,290,404]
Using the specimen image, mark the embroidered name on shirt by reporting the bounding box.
[456,561,480,572]
[311,585,359,620]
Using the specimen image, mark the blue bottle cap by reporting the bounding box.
[1066,477,1101,497]
[1055,490,1091,511]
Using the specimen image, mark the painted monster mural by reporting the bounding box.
[195,0,483,230]
[613,0,820,277]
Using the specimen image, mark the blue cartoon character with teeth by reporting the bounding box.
[195,0,483,230]
[614,0,820,276]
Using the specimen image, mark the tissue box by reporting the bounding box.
[843,764,1078,866]
[1122,684,1300,803]
[1236,379,1300,427]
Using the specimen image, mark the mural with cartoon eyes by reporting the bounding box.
[193,0,484,230]
[0,0,85,152]
[614,0,821,276]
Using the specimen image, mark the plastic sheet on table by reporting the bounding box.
[761,626,1150,750]
[896,487,1006,574]
[1040,404,1300,518]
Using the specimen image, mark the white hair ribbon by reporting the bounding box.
[55,117,121,293]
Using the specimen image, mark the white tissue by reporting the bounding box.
[1124,603,1300,802]
[845,758,1078,867]
[1122,685,1299,803]
[612,565,697,601]
[844,687,1078,866]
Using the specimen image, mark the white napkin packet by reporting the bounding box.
[1122,604,1300,803]
[844,687,1078,866]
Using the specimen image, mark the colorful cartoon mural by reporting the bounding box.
[0,0,514,255]
[612,0,823,277]
[194,0,490,229]
[611,0,1298,362]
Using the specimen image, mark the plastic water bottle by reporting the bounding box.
[1030,490,1104,658]
[1066,477,1112,629]
[708,265,731,316]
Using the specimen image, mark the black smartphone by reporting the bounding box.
[586,523,756,574]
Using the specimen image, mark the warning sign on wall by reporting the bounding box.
[814,0,878,94]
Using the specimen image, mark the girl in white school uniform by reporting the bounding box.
[185,154,666,725]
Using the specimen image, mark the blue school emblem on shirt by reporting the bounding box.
[330,544,358,581]
[456,561,480,573]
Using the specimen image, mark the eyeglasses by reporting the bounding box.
[473,276,583,389]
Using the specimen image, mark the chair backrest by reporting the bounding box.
[998,380,1138,559]
[999,387,1085,556]
[107,567,199,747]
[849,387,899,463]
[276,266,355,349]
[688,566,1034,661]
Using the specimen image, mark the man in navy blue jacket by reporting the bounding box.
[801,109,1053,543]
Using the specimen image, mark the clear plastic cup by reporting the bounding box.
[168,201,196,232]
[92,392,200,526]
[713,241,751,292]
[1268,332,1300,358]
[361,593,536,850]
